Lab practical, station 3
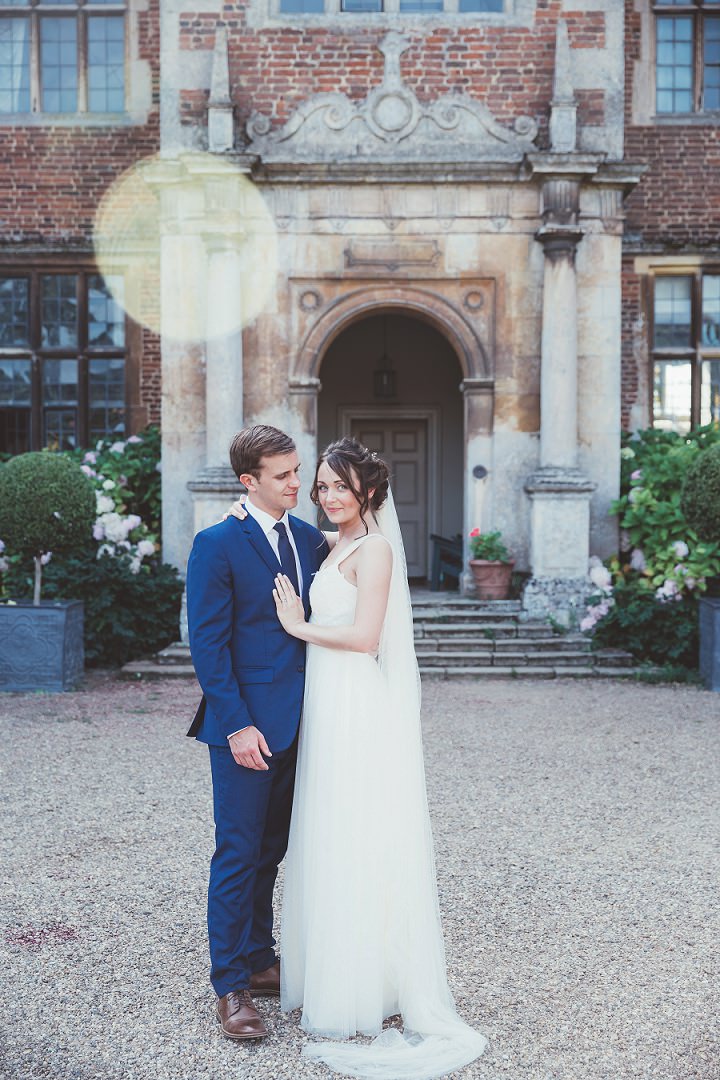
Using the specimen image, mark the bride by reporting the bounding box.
[269,437,487,1079]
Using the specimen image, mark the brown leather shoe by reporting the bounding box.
[216,989,268,1040]
[249,959,280,997]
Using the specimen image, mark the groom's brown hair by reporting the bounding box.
[229,425,296,480]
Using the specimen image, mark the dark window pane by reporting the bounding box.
[458,0,503,10]
[0,17,30,113]
[704,17,720,109]
[89,357,124,439]
[40,16,77,112]
[41,274,77,347]
[88,274,125,346]
[701,360,720,426]
[656,16,694,113]
[654,276,692,348]
[653,360,692,434]
[0,277,29,345]
[0,358,31,404]
[279,0,324,10]
[87,15,124,112]
[42,358,77,405]
[0,407,30,454]
[702,274,720,346]
[44,408,76,451]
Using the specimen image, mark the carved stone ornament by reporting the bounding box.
[246,33,538,165]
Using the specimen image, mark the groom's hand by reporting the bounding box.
[228,726,273,771]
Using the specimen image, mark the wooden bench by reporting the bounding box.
[429,533,463,591]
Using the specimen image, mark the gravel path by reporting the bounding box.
[0,673,718,1080]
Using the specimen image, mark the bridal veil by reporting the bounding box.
[301,488,487,1078]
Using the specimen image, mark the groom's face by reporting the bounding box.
[243,450,301,519]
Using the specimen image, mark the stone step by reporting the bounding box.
[414,622,554,638]
[414,636,591,653]
[418,665,644,680]
[416,650,596,667]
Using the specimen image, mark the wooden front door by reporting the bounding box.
[350,418,428,578]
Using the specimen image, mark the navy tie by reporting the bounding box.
[274,522,300,596]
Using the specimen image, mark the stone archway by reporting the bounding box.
[286,282,494,586]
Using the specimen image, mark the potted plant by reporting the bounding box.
[0,452,96,691]
[468,528,515,601]
[681,443,720,691]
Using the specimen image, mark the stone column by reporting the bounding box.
[523,178,595,622]
[288,375,322,524]
[461,377,494,596]
[186,232,244,540]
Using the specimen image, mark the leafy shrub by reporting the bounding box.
[468,529,511,562]
[591,577,698,670]
[681,442,720,544]
[582,425,720,670]
[0,426,183,664]
[3,545,183,667]
[0,452,96,602]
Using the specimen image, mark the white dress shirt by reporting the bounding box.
[227,498,303,742]
[243,498,303,596]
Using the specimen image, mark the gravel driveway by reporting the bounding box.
[0,673,718,1080]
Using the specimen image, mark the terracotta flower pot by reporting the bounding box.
[469,559,514,601]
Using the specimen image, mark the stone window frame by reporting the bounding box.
[246,0,536,31]
[632,0,720,124]
[0,258,139,454]
[645,260,720,432]
[0,0,152,126]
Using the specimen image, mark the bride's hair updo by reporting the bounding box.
[311,437,390,530]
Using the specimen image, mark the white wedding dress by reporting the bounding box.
[280,493,487,1079]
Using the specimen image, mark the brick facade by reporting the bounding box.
[0,0,162,430]
[622,0,720,431]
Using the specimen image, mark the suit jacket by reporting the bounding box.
[185,512,329,751]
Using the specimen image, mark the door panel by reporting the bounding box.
[351,418,428,578]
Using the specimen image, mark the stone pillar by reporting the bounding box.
[461,377,494,596]
[186,233,244,541]
[523,178,595,622]
[288,375,321,524]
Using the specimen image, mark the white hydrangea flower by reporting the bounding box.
[95,494,115,515]
[137,539,156,558]
[102,479,116,492]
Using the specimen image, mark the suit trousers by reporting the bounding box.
[207,735,298,997]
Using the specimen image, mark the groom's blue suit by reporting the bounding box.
[186,511,328,997]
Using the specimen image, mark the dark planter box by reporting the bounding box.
[0,600,84,692]
[699,597,720,692]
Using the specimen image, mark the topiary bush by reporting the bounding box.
[0,452,96,603]
[681,442,720,545]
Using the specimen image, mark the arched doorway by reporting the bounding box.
[317,313,464,581]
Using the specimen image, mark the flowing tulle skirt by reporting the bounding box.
[281,640,487,1078]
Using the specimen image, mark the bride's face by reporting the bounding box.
[315,460,364,528]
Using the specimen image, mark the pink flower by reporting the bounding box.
[80,464,96,478]
[469,527,480,538]
[630,469,643,481]
[83,451,97,465]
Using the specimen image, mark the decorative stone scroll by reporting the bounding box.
[246,32,538,165]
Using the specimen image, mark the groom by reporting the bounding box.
[186,424,329,1040]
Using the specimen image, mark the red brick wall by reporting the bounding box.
[0,0,161,426]
[621,1,720,428]
[178,3,608,140]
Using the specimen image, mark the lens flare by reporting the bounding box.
[93,152,278,342]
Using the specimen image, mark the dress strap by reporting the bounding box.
[333,532,392,573]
